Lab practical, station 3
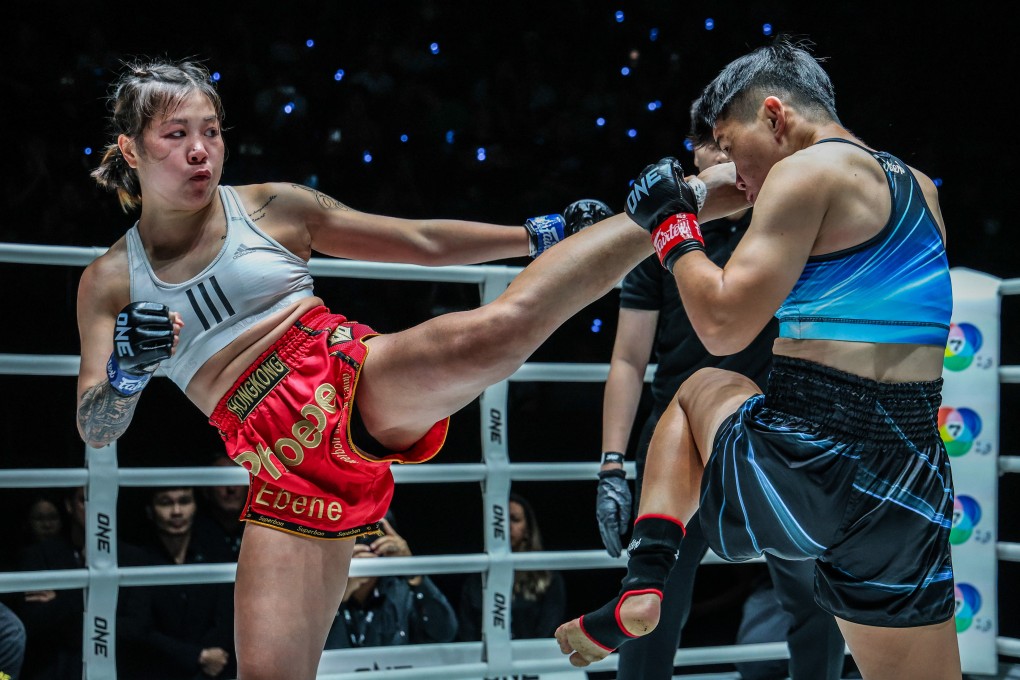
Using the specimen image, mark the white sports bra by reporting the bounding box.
[125,185,314,390]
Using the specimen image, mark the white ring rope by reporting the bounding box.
[1,242,1018,679]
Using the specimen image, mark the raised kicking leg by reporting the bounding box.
[356,214,653,450]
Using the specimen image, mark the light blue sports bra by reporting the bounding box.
[775,139,952,347]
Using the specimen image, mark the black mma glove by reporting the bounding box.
[106,302,173,396]
[524,199,614,257]
[625,157,705,271]
[564,198,614,233]
[596,460,632,557]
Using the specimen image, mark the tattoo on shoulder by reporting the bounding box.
[248,194,277,222]
[291,184,352,211]
[77,382,141,447]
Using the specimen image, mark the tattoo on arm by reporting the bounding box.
[77,381,142,447]
[248,194,277,222]
[291,184,353,211]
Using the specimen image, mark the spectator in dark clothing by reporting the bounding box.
[193,452,249,562]
[324,513,457,648]
[458,493,566,641]
[118,487,235,680]
[15,487,87,680]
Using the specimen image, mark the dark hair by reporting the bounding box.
[508,492,552,601]
[689,36,839,147]
[91,58,225,212]
[23,491,66,540]
[148,486,196,504]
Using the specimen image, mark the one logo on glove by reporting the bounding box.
[114,313,135,358]
[652,214,702,259]
[626,172,663,214]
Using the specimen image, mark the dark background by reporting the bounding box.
[1,0,1016,670]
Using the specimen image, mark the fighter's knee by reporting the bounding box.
[676,367,719,407]
[676,367,749,411]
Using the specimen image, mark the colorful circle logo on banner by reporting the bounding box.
[944,322,983,371]
[955,583,982,633]
[938,407,982,456]
[950,495,982,544]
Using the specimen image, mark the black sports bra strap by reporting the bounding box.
[814,137,881,159]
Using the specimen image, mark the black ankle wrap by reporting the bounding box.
[580,515,685,650]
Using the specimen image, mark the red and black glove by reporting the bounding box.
[624,157,704,271]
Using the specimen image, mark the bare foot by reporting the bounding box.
[555,618,608,667]
[554,592,662,667]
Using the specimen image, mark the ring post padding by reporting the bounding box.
[477,269,517,677]
[84,443,120,680]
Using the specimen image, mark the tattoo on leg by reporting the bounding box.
[77,382,141,447]
[292,184,352,211]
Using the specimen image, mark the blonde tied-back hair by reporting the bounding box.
[90,58,225,212]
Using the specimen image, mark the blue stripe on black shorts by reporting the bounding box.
[699,355,955,627]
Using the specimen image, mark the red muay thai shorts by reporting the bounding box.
[209,306,449,539]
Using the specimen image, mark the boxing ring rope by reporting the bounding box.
[0,242,1017,679]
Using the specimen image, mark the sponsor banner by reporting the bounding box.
[943,268,1000,675]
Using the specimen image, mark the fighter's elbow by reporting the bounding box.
[693,319,755,357]
[79,428,114,449]
[77,415,119,449]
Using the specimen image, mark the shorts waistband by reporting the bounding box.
[763,355,943,442]
[210,306,337,433]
